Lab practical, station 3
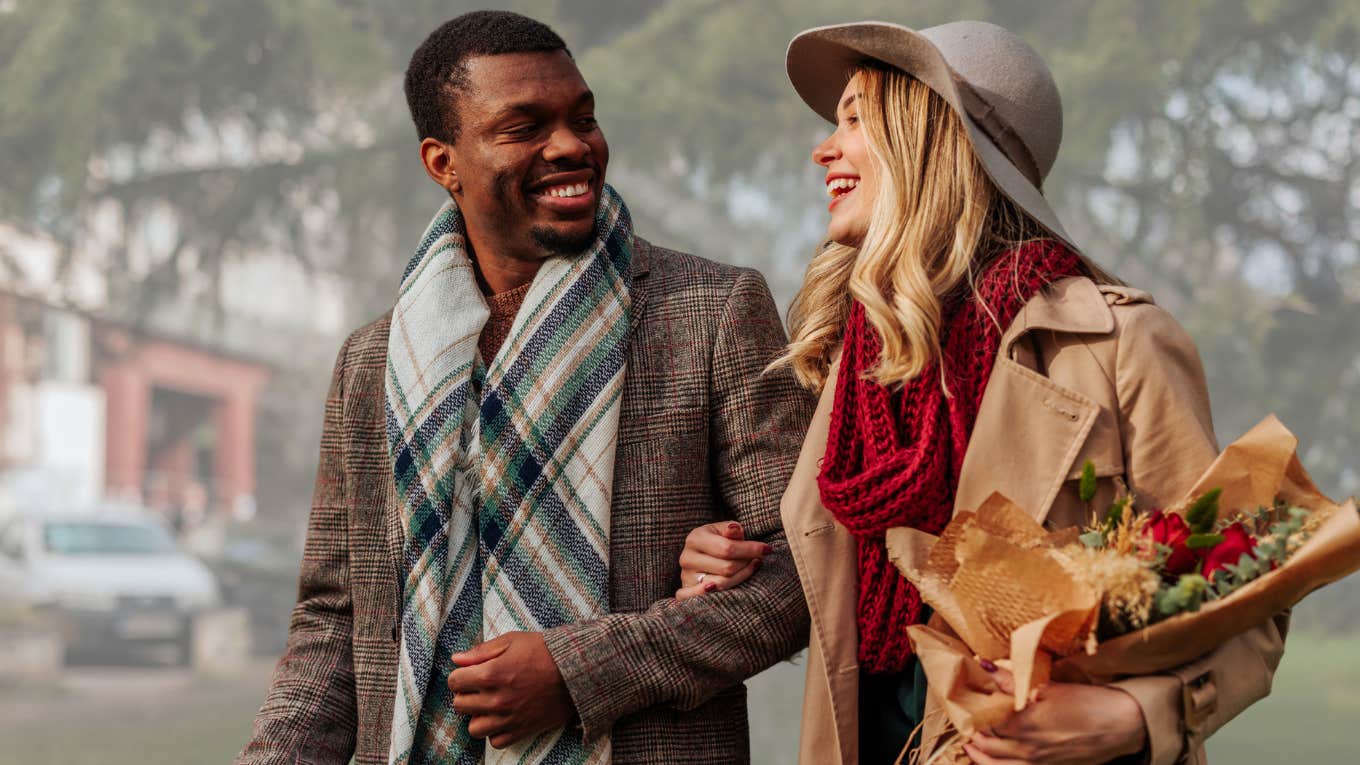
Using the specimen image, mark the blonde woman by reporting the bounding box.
[675,21,1288,765]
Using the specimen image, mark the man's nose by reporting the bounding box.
[543,126,591,164]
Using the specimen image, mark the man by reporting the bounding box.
[237,11,812,765]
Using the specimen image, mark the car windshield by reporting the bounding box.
[43,521,178,555]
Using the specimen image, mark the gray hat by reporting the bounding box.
[787,20,1079,253]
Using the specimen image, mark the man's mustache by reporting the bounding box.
[527,161,597,187]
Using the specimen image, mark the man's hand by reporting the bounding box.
[963,667,1147,765]
[448,631,574,749]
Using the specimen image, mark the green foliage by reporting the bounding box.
[1079,530,1107,549]
[1186,532,1226,549]
[1185,488,1222,534]
[1103,496,1130,529]
[1155,573,1209,619]
[1206,506,1310,600]
[1079,460,1098,504]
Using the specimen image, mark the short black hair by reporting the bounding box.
[404,11,570,143]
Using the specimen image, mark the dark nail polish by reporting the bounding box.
[704,582,718,593]
[980,658,998,673]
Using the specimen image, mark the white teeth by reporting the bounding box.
[825,177,860,196]
[545,183,589,198]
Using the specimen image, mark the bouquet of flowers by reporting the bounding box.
[887,416,1360,759]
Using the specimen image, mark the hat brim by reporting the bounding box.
[786,22,1079,254]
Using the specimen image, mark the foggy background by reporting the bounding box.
[1,1,1357,762]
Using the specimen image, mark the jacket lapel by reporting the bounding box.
[954,276,1110,524]
[628,236,651,332]
[781,359,860,765]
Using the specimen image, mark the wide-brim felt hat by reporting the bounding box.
[787,20,1080,254]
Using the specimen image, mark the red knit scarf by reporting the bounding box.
[818,240,1084,675]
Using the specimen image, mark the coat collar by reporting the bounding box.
[1001,276,1113,354]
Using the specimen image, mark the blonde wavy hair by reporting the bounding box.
[777,64,1115,391]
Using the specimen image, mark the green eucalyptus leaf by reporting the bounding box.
[1186,533,1226,549]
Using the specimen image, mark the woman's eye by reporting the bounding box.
[846,115,859,126]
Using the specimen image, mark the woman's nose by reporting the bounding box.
[812,133,840,166]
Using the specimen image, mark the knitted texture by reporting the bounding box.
[818,240,1083,674]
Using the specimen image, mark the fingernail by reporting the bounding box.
[980,658,998,673]
[761,544,773,555]
[727,523,741,534]
[704,582,717,593]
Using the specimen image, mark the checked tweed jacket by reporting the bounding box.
[238,238,816,765]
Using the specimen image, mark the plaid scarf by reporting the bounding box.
[386,186,633,765]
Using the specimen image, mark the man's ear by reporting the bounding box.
[419,137,461,195]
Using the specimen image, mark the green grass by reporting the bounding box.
[2,632,1355,764]
[0,668,269,765]
[2,710,256,765]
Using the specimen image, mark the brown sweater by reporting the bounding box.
[477,281,531,361]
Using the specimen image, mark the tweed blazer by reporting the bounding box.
[238,237,816,765]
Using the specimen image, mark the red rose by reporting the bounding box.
[1146,510,1197,576]
[1200,522,1257,581]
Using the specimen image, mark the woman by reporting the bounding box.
[675,21,1287,765]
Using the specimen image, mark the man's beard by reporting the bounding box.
[530,223,596,256]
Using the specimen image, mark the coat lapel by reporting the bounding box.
[954,355,1101,522]
[628,237,651,332]
[955,276,1111,525]
[781,359,860,765]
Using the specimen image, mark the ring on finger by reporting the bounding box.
[696,572,708,584]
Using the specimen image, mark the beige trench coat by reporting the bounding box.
[782,277,1289,765]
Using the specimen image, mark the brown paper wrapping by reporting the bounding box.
[888,415,1360,748]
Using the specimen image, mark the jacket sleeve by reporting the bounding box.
[1108,303,1289,765]
[237,337,358,765]
[541,267,815,742]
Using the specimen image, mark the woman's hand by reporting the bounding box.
[963,667,1147,765]
[674,521,772,600]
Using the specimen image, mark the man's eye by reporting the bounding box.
[505,123,538,136]
[575,115,599,130]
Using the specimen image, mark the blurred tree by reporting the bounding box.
[1,0,1356,514]
[579,0,1360,497]
[0,0,666,327]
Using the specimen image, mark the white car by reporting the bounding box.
[0,510,220,661]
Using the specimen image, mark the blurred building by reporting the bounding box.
[0,214,345,526]
[0,290,270,523]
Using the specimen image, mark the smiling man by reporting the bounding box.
[236,11,813,765]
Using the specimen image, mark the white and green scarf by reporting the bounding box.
[386,185,632,765]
